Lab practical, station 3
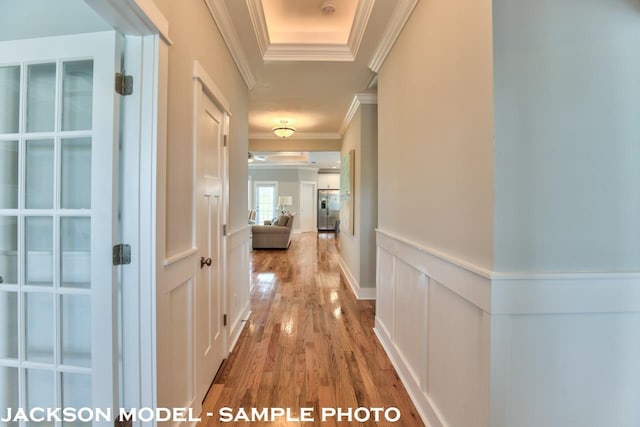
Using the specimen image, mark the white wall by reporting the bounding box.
[339,104,378,299]
[493,0,640,272]
[152,0,250,420]
[489,1,640,426]
[376,0,494,424]
[377,0,640,426]
[377,0,494,271]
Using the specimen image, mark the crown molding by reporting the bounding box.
[249,164,320,172]
[250,132,342,140]
[245,0,269,56]
[203,0,256,89]
[264,44,354,62]
[347,0,375,60]
[339,93,378,136]
[369,0,419,72]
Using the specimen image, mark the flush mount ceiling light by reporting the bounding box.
[321,0,337,14]
[272,120,296,138]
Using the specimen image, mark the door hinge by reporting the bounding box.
[223,224,227,236]
[223,134,228,147]
[113,244,132,266]
[223,314,227,327]
[115,72,133,96]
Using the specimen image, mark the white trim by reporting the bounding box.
[374,323,448,427]
[340,93,378,136]
[84,0,172,44]
[249,132,341,140]
[338,255,376,300]
[228,304,251,353]
[377,228,640,315]
[490,273,640,315]
[163,247,198,267]
[348,0,376,60]
[118,34,159,417]
[249,164,320,172]
[368,0,420,72]
[202,0,256,89]
[193,61,231,115]
[245,0,270,57]
[264,44,355,62]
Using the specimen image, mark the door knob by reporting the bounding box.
[200,257,212,268]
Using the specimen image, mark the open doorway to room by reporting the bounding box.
[247,151,340,234]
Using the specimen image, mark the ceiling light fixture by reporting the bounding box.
[272,120,296,138]
[321,0,337,14]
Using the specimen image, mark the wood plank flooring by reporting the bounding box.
[200,232,423,426]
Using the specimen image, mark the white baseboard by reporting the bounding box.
[337,255,376,300]
[228,303,251,354]
[374,320,447,427]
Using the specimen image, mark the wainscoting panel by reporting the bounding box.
[375,229,491,427]
[168,277,195,413]
[227,226,251,351]
[394,259,429,392]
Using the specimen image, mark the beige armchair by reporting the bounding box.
[252,214,294,249]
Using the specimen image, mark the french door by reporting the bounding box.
[0,32,121,426]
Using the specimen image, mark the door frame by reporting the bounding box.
[299,181,317,233]
[192,61,231,414]
[83,0,171,417]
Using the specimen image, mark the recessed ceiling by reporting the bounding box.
[263,0,358,45]
[209,0,418,140]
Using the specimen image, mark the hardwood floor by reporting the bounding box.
[200,232,423,426]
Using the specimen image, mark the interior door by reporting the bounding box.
[0,32,121,425]
[299,182,315,232]
[195,93,225,402]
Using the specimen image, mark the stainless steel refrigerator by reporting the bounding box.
[317,189,340,231]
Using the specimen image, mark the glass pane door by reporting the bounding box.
[255,183,277,225]
[0,32,120,426]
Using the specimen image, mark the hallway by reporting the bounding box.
[200,233,423,426]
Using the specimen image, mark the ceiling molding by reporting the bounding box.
[246,0,375,62]
[347,0,375,60]
[203,0,256,89]
[245,0,269,56]
[339,93,378,136]
[264,44,354,62]
[250,132,342,140]
[249,164,320,172]
[368,0,419,72]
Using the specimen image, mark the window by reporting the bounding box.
[254,182,277,225]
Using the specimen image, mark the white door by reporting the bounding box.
[299,182,316,232]
[195,94,225,402]
[0,32,121,424]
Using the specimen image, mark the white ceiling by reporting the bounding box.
[219,0,404,140]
